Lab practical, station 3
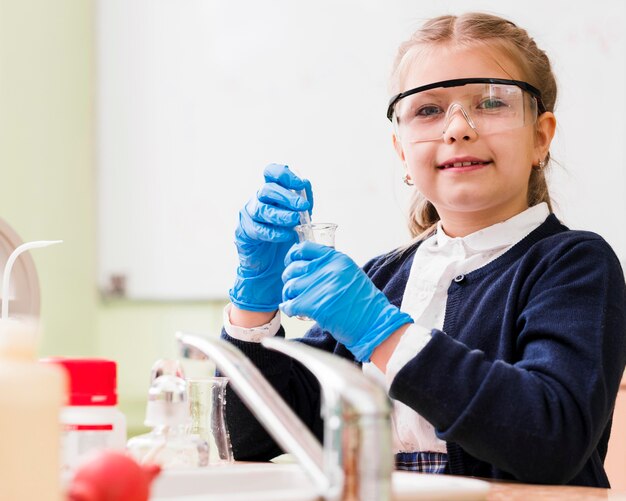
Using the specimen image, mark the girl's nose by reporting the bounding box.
[442,104,478,143]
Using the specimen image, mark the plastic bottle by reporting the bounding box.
[126,374,209,468]
[41,358,127,475]
[0,318,67,501]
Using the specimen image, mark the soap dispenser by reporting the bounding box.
[126,372,209,468]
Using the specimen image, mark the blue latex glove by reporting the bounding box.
[280,242,413,362]
[229,164,313,312]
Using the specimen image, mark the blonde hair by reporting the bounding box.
[391,13,557,238]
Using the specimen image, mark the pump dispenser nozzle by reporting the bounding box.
[1,240,62,320]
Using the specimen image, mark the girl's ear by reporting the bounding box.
[535,112,557,160]
[392,133,406,162]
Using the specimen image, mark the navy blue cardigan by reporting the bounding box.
[221,214,626,487]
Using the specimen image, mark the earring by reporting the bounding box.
[534,158,546,170]
[403,173,414,186]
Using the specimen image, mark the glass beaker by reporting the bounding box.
[187,377,233,465]
[294,223,338,248]
[293,223,338,321]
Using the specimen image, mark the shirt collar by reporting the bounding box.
[434,203,550,254]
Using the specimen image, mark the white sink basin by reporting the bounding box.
[151,462,490,500]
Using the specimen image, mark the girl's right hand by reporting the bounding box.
[228,163,313,312]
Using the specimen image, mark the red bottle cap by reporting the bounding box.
[41,358,118,406]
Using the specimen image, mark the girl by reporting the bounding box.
[222,12,626,487]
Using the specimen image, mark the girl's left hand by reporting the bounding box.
[280,242,413,362]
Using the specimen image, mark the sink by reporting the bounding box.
[150,462,490,500]
[151,463,318,501]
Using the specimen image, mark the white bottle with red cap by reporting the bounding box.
[41,358,127,474]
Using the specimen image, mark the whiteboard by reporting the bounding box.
[97,0,626,300]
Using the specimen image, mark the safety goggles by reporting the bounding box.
[387,78,545,143]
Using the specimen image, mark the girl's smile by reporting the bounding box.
[436,156,492,171]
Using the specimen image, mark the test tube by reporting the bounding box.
[297,189,315,242]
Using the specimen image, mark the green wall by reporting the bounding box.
[0,0,97,357]
[0,0,309,435]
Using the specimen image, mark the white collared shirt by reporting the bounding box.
[364,202,550,453]
[225,203,551,453]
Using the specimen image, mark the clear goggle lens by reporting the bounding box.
[392,83,539,143]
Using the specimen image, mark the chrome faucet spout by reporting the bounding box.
[262,338,393,501]
[176,331,392,501]
[175,332,329,495]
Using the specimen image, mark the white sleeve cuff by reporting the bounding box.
[385,323,432,389]
[223,303,282,342]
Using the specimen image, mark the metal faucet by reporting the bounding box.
[175,332,393,501]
